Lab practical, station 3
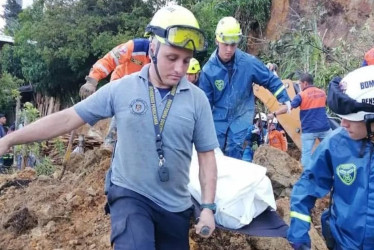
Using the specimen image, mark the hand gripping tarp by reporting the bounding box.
[188,148,288,237]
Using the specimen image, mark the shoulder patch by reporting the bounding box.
[129,99,148,115]
[337,163,357,185]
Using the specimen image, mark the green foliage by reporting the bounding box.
[15,102,43,170]
[19,102,39,124]
[260,8,362,90]
[0,44,23,79]
[35,157,55,176]
[0,72,22,113]
[1,0,22,36]
[188,0,271,62]
[52,137,66,158]
[9,0,155,102]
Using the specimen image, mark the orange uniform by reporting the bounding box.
[268,129,287,152]
[88,38,151,82]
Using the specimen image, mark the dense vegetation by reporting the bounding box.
[0,0,371,114]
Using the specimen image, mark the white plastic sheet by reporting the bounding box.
[188,148,276,229]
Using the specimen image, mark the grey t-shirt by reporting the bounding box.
[74,64,219,212]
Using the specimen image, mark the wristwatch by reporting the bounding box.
[200,203,217,213]
[273,112,277,117]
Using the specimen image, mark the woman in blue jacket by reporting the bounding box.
[287,66,374,250]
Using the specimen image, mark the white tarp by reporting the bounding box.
[188,148,276,229]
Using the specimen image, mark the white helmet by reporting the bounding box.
[255,112,267,122]
[335,66,374,121]
[270,117,278,124]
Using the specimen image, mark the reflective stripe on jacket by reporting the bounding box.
[288,127,374,249]
[89,38,150,82]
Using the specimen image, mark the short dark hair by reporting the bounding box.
[299,73,314,85]
[0,113,5,118]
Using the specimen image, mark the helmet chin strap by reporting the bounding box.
[149,39,164,85]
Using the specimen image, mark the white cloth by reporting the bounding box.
[188,148,276,229]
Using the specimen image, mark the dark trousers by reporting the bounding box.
[107,184,193,250]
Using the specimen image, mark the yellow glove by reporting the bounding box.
[79,76,98,99]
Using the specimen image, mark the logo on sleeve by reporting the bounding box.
[215,80,224,91]
[337,164,357,185]
[130,99,148,115]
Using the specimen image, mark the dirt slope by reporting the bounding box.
[0,143,329,250]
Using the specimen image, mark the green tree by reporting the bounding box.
[1,0,22,36]
[0,72,22,114]
[11,0,157,102]
[0,44,23,79]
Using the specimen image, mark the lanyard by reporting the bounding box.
[148,82,177,167]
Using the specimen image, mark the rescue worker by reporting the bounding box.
[242,113,267,162]
[186,57,201,85]
[267,118,287,152]
[199,16,291,159]
[362,47,374,66]
[268,73,331,168]
[0,5,218,249]
[287,66,374,250]
[79,38,151,151]
[79,38,151,98]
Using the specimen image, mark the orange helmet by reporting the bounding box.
[364,48,374,65]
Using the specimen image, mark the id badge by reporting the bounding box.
[158,166,169,182]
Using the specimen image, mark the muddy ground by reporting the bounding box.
[0,123,329,250]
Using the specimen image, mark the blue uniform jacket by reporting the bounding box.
[199,49,290,133]
[288,127,374,249]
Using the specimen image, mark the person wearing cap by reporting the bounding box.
[0,5,218,248]
[362,47,374,66]
[199,16,291,160]
[186,57,201,86]
[287,66,374,250]
[268,73,331,168]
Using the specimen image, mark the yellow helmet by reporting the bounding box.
[187,58,201,74]
[145,5,207,52]
[215,17,242,44]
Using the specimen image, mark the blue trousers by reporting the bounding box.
[216,125,247,160]
[107,184,193,250]
[301,129,331,169]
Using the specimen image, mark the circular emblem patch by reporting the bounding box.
[130,99,148,115]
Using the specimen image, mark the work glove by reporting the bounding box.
[289,242,311,250]
[284,100,292,113]
[79,76,98,99]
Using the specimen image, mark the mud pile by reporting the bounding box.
[0,124,328,249]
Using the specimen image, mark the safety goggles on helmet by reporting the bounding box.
[145,25,208,52]
[216,33,242,45]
